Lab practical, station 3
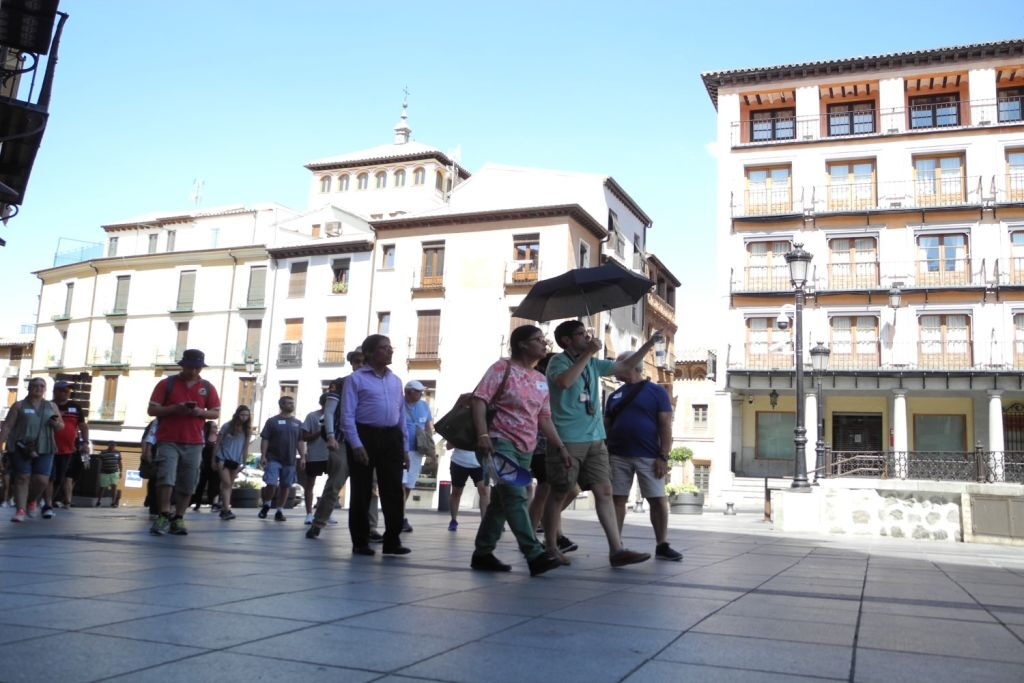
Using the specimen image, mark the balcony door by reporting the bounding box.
[828,237,878,288]
[917,233,969,285]
[914,155,965,206]
[745,240,790,290]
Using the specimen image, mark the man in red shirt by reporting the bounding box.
[48,381,89,513]
[145,349,220,536]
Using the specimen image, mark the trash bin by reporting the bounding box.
[437,481,451,512]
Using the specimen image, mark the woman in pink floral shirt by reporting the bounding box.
[469,325,569,577]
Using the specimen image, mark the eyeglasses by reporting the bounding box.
[527,336,550,346]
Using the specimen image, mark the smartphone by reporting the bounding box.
[184,401,197,410]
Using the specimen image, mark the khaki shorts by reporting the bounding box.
[155,442,203,494]
[546,440,611,492]
[610,454,666,499]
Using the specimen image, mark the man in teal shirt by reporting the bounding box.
[544,319,663,567]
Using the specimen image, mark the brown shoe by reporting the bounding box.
[610,548,651,567]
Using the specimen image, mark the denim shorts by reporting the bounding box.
[263,460,297,487]
[11,452,55,477]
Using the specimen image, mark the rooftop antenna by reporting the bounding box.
[190,178,205,208]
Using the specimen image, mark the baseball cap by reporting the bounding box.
[53,380,72,390]
[405,380,426,392]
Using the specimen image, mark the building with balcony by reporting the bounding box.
[0,334,33,421]
[704,39,1024,506]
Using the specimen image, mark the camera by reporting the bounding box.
[775,311,790,330]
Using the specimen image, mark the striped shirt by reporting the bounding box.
[98,449,122,474]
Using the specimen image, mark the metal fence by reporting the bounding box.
[825,448,1024,484]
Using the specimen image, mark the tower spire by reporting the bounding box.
[393,87,411,144]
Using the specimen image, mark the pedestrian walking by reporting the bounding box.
[469,325,563,576]
[542,320,661,567]
[401,380,433,533]
[306,350,381,541]
[192,421,220,510]
[49,380,89,511]
[341,334,409,556]
[214,405,251,520]
[0,377,64,522]
[606,352,683,561]
[258,396,305,521]
[141,419,159,518]
[147,349,221,536]
[445,436,490,531]
[300,394,335,525]
[94,441,122,508]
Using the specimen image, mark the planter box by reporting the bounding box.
[669,492,705,515]
[231,487,262,508]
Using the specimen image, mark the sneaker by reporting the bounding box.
[11,509,26,523]
[27,502,37,517]
[274,510,286,522]
[257,504,269,519]
[369,531,384,543]
[655,543,683,562]
[219,509,236,520]
[169,516,188,535]
[610,548,651,567]
[327,514,339,525]
[471,553,511,572]
[306,525,321,539]
[528,551,562,577]
[94,500,101,507]
[304,513,314,525]
[401,518,413,533]
[41,506,55,519]
[382,545,411,555]
[448,519,458,531]
[210,502,222,511]
[150,514,170,536]
[192,504,200,512]
[557,535,578,553]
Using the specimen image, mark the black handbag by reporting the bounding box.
[435,362,512,450]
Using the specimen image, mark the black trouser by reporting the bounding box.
[348,424,404,549]
[192,462,218,506]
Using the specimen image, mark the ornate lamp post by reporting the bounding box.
[810,341,831,483]
[785,243,813,489]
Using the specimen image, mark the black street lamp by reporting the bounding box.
[785,243,813,489]
[810,341,831,483]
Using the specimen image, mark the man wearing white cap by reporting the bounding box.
[401,380,433,533]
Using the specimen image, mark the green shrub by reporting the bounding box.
[668,447,693,464]
[666,483,702,496]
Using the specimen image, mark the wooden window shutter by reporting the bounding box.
[288,261,308,298]
[245,320,262,359]
[324,316,346,363]
[247,267,266,307]
[113,276,130,312]
[284,318,303,341]
[175,322,189,352]
[176,270,196,311]
[416,310,440,357]
[102,376,118,404]
[111,326,125,359]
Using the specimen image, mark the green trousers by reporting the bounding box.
[473,437,544,561]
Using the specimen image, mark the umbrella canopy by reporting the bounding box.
[512,264,655,322]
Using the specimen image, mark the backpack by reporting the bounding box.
[160,376,214,408]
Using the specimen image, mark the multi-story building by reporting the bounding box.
[0,334,33,421]
[703,39,1024,506]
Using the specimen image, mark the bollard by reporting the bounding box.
[437,481,451,512]
[724,502,736,516]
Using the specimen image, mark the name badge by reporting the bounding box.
[278,420,286,425]
[578,392,589,403]
[23,408,36,414]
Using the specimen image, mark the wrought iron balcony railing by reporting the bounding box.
[730,97,1024,147]
[320,340,346,365]
[504,260,541,285]
[276,341,302,368]
[733,341,976,371]
[824,449,1023,483]
[733,257,986,293]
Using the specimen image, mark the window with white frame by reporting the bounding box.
[745,240,791,290]
[746,316,793,368]
[918,314,971,368]
[828,237,878,288]
[692,404,708,430]
[413,167,425,185]
[830,316,878,369]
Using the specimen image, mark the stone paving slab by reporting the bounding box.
[0,507,1022,682]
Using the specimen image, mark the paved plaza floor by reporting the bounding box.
[0,506,1023,682]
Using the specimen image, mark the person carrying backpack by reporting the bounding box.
[146,349,220,536]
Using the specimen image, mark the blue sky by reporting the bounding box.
[2,0,1021,337]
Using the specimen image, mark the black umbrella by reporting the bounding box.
[511,264,655,322]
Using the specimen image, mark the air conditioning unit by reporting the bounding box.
[4,366,20,378]
[324,221,341,237]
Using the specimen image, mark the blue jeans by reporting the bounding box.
[12,452,55,477]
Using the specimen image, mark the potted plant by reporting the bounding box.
[332,281,348,294]
[667,483,704,515]
[232,479,263,508]
[667,447,693,486]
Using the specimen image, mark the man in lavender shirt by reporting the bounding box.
[342,334,410,556]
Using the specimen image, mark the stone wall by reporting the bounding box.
[821,488,962,542]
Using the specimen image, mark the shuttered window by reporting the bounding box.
[111,326,125,363]
[113,276,130,313]
[284,318,303,341]
[175,322,189,354]
[421,243,445,286]
[246,266,266,307]
[63,283,74,317]
[148,234,158,253]
[244,320,261,360]
[166,230,176,252]
[176,270,196,311]
[238,378,256,408]
[324,316,346,363]
[415,310,441,358]
[288,261,308,299]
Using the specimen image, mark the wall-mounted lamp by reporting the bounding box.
[888,283,902,309]
[769,389,779,409]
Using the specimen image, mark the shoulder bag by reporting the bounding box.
[435,361,512,450]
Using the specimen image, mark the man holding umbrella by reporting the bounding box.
[543,321,662,567]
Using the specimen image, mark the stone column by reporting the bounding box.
[892,390,909,478]
[988,390,1005,482]
[805,391,819,480]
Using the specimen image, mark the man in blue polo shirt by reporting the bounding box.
[606,352,682,561]
[543,320,663,567]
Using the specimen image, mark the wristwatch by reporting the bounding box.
[657,454,669,461]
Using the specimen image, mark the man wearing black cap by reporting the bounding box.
[146,349,220,536]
